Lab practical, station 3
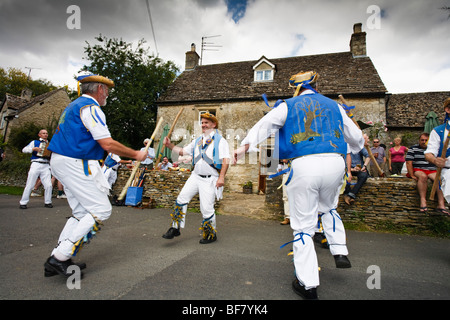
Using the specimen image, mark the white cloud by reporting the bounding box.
[0,0,449,93]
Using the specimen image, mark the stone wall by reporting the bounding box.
[4,167,446,233]
[111,169,201,209]
[265,176,448,232]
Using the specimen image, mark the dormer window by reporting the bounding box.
[253,56,275,82]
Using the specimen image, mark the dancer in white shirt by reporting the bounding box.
[234,71,364,299]
[162,112,230,244]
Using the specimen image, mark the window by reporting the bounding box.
[253,57,275,82]
[255,70,273,81]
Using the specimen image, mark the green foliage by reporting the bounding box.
[80,35,179,149]
[0,157,29,178]
[0,185,25,195]
[6,121,57,152]
[0,67,57,101]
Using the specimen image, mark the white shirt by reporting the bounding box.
[80,95,111,140]
[183,130,230,176]
[424,122,450,167]
[241,90,364,154]
[140,147,156,165]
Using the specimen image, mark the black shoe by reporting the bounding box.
[44,203,53,208]
[44,256,81,278]
[313,233,329,249]
[162,227,180,239]
[19,205,27,209]
[45,261,86,277]
[199,234,217,244]
[334,255,352,268]
[292,279,318,300]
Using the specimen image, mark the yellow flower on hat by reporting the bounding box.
[200,112,219,128]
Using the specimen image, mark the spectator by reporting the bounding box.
[157,156,173,171]
[406,133,448,214]
[140,138,156,169]
[343,140,371,205]
[388,137,408,175]
[369,138,386,177]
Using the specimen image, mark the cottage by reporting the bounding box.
[157,23,387,192]
[0,88,70,143]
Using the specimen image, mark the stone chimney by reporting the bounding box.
[20,88,32,101]
[185,43,200,70]
[350,23,367,57]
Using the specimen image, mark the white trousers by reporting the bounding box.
[50,153,112,259]
[287,154,348,289]
[172,172,217,229]
[20,162,53,205]
[441,168,450,203]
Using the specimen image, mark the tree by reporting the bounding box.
[80,35,179,149]
[0,67,57,101]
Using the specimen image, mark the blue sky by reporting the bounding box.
[226,0,248,23]
[0,0,449,94]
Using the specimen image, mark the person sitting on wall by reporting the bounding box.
[406,132,448,214]
[343,135,371,205]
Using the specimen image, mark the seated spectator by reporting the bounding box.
[157,156,173,170]
[406,133,448,214]
[369,139,386,177]
[343,137,371,205]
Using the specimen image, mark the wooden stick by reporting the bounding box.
[430,133,450,200]
[338,95,384,177]
[154,107,185,169]
[117,116,164,200]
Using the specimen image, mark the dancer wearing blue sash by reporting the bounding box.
[162,112,230,244]
[234,71,364,299]
[44,74,147,278]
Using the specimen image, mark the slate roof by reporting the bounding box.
[386,91,450,128]
[158,51,387,105]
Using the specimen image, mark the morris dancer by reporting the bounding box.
[44,74,147,278]
[19,129,53,209]
[425,97,450,212]
[162,112,230,244]
[233,71,364,299]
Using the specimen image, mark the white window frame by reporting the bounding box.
[253,57,276,82]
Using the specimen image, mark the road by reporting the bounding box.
[1,194,449,307]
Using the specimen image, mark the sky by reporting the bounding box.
[0,0,449,94]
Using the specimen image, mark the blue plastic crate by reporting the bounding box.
[125,187,143,206]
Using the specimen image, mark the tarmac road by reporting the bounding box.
[0,194,449,304]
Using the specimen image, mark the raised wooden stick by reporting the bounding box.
[117,116,164,201]
[338,94,384,177]
[154,107,185,169]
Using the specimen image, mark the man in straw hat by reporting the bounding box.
[44,74,147,278]
[424,97,450,213]
[233,71,364,299]
[162,112,230,244]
